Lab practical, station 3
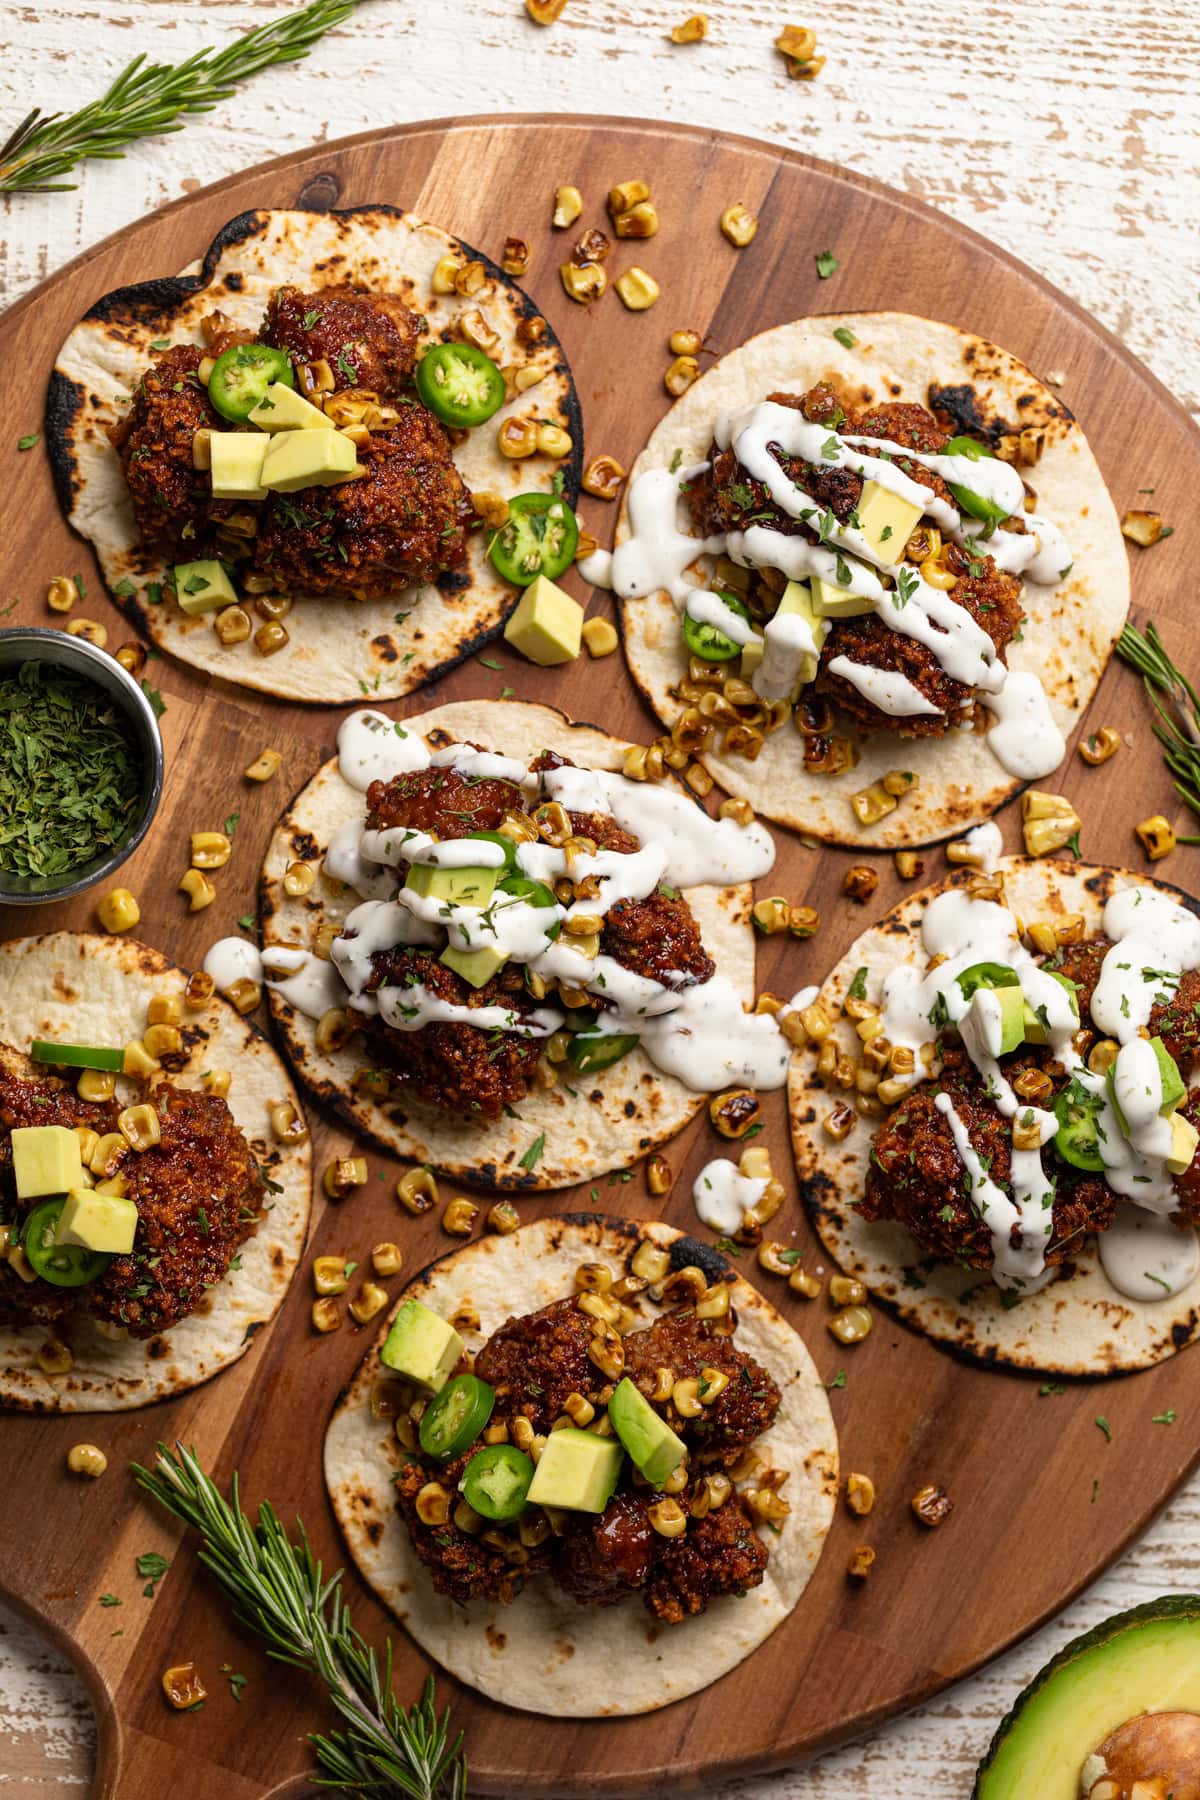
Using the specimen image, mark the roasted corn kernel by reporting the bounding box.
[313,1256,353,1297]
[498,416,539,459]
[720,203,758,248]
[38,1338,74,1376]
[670,12,707,41]
[47,575,78,614]
[431,253,465,294]
[443,1197,479,1237]
[664,354,700,397]
[1022,790,1081,857]
[397,1168,439,1214]
[1136,814,1175,861]
[350,1282,388,1325]
[581,617,619,658]
[851,781,897,826]
[828,1304,872,1344]
[118,1103,161,1152]
[829,1274,867,1307]
[615,267,660,311]
[645,1153,672,1197]
[560,260,607,305]
[911,1483,954,1527]
[1120,510,1165,547]
[709,1088,762,1138]
[311,1296,341,1333]
[254,621,289,657]
[846,1472,876,1516]
[97,887,140,934]
[535,422,573,459]
[269,1099,307,1143]
[67,618,107,648]
[501,236,531,276]
[847,1546,876,1579]
[190,831,231,871]
[77,1067,116,1103]
[224,977,261,1014]
[552,184,583,229]
[1079,725,1121,766]
[114,642,146,677]
[486,1200,520,1236]
[162,1664,206,1709]
[843,866,879,903]
[582,454,626,500]
[122,1040,161,1080]
[179,868,216,911]
[323,1156,368,1200]
[283,861,316,897]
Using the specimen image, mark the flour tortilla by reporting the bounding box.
[47,206,581,704]
[0,932,310,1411]
[617,313,1128,847]
[789,857,1200,1376]
[325,1215,838,1715]
[261,699,758,1189]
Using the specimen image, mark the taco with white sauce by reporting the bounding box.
[47,207,581,704]
[253,699,791,1189]
[324,1215,838,1715]
[0,933,310,1411]
[614,314,1127,846]
[789,858,1200,1375]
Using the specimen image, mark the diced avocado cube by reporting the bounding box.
[809,574,874,619]
[966,984,1025,1058]
[855,480,923,565]
[404,863,499,908]
[739,633,765,680]
[11,1126,84,1201]
[1022,971,1079,1045]
[526,1427,624,1513]
[380,1299,463,1393]
[608,1377,687,1488]
[770,580,828,690]
[1168,1110,1199,1175]
[174,559,238,616]
[503,574,583,666]
[261,427,358,492]
[54,1188,138,1255]
[248,382,330,432]
[1151,1036,1186,1116]
[441,944,508,989]
[209,432,269,500]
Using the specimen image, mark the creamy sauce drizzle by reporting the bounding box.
[336,710,429,791]
[826,655,943,719]
[578,547,614,590]
[692,1157,767,1234]
[203,937,263,990]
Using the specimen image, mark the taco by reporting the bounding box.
[257,698,791,1189]
[614,313,1127,846]
[0,932,310,1411]
[325,1215,838,1715]
[789,857,1200,1376]
[47,207,581,704]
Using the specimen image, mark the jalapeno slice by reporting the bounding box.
[31,1040,125,1072]
[460,1444,535,1522]
[488,493,579,587]
[1053,1077,1107,1172]
[499,874,556,907]
[207,344,295,424]
[955,962,1021,1000]
[942,434,1010,525]
[681,590,752,663]
[418,1373,496,1460]
[416,344,506,428]
[23,1198,110,1288]
[566,1031,640,1074]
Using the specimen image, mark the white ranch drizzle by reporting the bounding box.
[429,744,538,789]
[692,1158,767,1234]
[611,464,724,603]
[684,587,759,647]
[261,945,345,1018]
[323,818,395,900]
[825,655,943,719]
[578,547,614,590]
[337,710,429,791]
[985,670,1067,781]
[875,883,1200,1294]
[1098,1205,1200,1302]
[378,982,563,1038]
[203,937,263,990]
[538,763,776,886]
[752,611,822,703]
[951,820,1004,874]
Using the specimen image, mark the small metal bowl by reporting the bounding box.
[0,627,164,906]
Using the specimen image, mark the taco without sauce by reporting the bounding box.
[324,1215,838,1715]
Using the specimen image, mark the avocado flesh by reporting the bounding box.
[55,1188,138,1255]
[1023,971,1080,1045]
[965,983,1025,1057]
[526,1427,624,1513]
[380,1299,463,1393]
[1168,1109,1199,1174]
[404,862,499,906]
[973,1598,1200,1800]
[11,1125,84,1200]
[608,1377,687,1487]
[441,944,508,989]
[1106,1037,1187,1138]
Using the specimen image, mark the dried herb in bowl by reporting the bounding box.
[0,661,142,878]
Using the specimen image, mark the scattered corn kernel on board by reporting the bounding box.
[2,115,1199,1798]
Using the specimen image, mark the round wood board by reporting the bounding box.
[1,114,1197,1800]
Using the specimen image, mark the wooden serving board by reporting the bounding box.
[0,115,1197,1800]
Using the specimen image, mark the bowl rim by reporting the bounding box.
[0,626,165,906]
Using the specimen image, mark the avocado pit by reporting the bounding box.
[1082,1709,1200,1799]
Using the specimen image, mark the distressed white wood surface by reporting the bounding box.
[2,0,1198,1791]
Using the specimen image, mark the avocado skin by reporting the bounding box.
[972,1595,1200,1797]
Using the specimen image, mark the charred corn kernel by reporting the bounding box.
[739,1146,771,1183]
[752,895,790,935]
[665,354,700,397]
[147,994,181,1029]
[179,868,216,911]
[363,1243,402,1283]
[647,1497,688,1538]
[575,1263,614,1296]
[644,1153,672,1198]
[1055,914,1085,946]
[244,748,282,783]
[775,23,816,60]
[877,1074,915,1106]
[527,0,567,22]
[313,920,343,961]
[784,906,818,942]
[313,1256,352,1296]
[1022,789,1082,857]
[443,1197,479,1237]
[161,1663,206,1711]
[74,1127,100,1167]
[142,1023,181,1061]
[283,861,316,898]
[670,12,707,40]
[472,490,511,534]
[66,1440,107,1478]
[1079,725,1121,766]
[622,743,665,781]
[911,1483,954,1527]
[311,1296,341,1333]
[97,887,140,934]
[894,851,924,881]
[1025,921,1058,956]
[534,422,573,461]
[269,1100,307,1143]
[610,201,658,242]
[615,266,660,312]
[587,1324,625,1379]
[709,1087,762,1139]
[498,416,539,460]
[67,618,107,648]
[552,185,583,230]
[573,226,611,264]
[846,1472,876,1516]
[431,253,465,294]
[89,1134,126,1176]
[582,454,626,501]
[255,592,293,623]
[115,641,146,677]
[847,1545,876,1580]
[823,1105,855,1143]
[323,1156,368,1200]
[314,1007,356,1056]
[698,1365,729,1404]
[579,1291,621,1326]
[632,1241,671,1284]
[790,1266,821,1301]
[118,1103,161,1152]
[561,1391,594,1428]
[38,1338,74,1376]
[501,235,531,276]
[350,1281,388,1325]
[681,759,712,797]
[843,865,879,903]
[946,835,992,867]
[757,1240,797,1278]
[829,1274,867,1307]
[665,334,702,366]
[47,574,78,613]
[1121,510,1165,547]
[199,1069,230,1100]
[801,1001,832,1043]
[122,1040,160,1080]
[254,621,289,657]
[190,832,231,870]
[577,616,618,661]
[77,1067,116,1103]
[1085,1038,1120,1079]
[746,1486,791,1528]
[560,259,606,304]
[452,259,488,299]
[1136,814,1176,861]
[720,202,758,248]
[919,555,957,590]
[851,781,897,826]
[1013,1067,1055,1103]
[1012,1107,1045,1152]
[829,1303,872,1344]
[480,1198,518,1238]
[607,179,650,216]
[415,1480,451,1528]
[695,1280,732,1320]
[214,605,251,647]
[224,977,262,1015]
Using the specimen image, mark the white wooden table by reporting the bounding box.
[2,0,1198,1790]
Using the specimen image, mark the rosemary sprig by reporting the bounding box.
[0,0,365,193]
[1116,621,1200,839]
[133,1443,466,1798]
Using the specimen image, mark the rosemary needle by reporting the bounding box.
[133,1444,467,1799]
[1116,621,1200,838]
[0,0,367,194]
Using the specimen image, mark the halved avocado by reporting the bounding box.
[973,1596,1200,1799]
